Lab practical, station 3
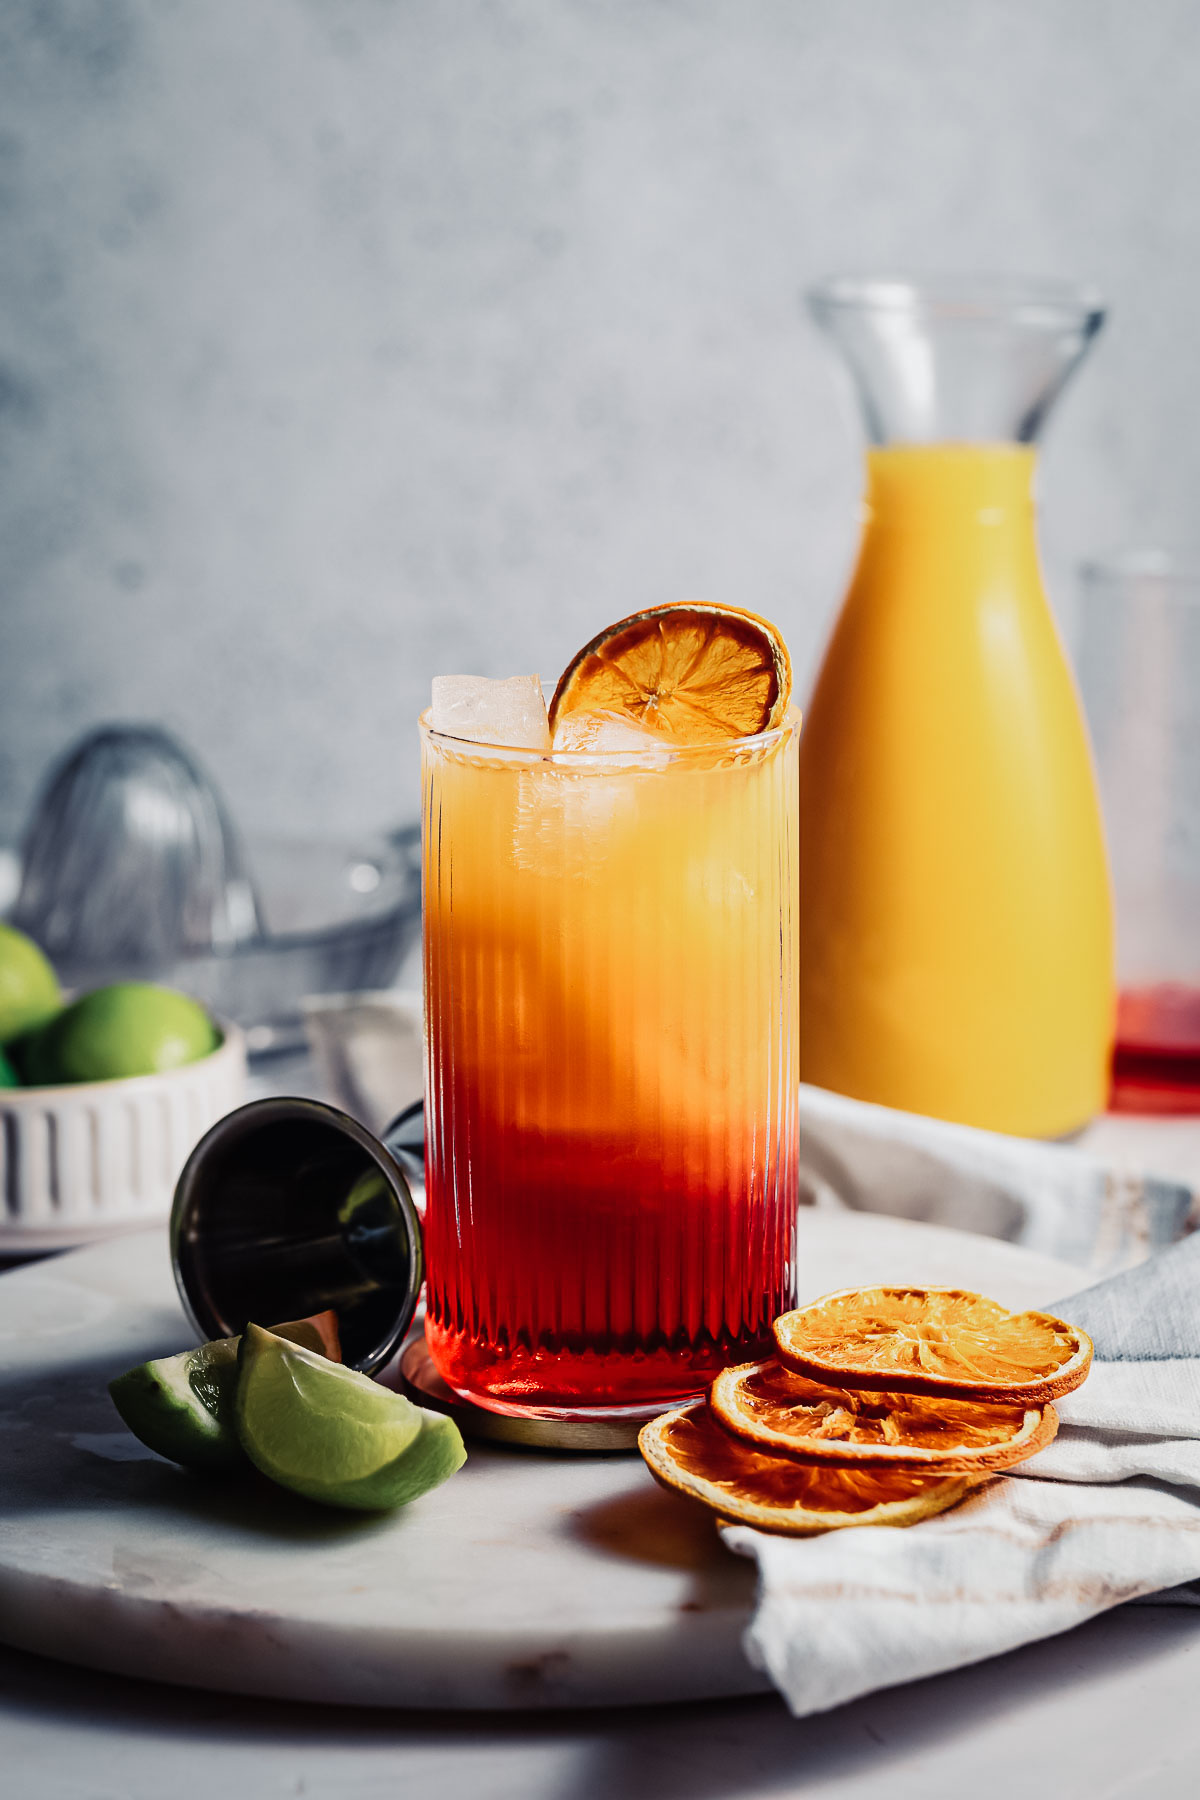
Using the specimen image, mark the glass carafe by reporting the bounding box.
[801,276,1113,1138]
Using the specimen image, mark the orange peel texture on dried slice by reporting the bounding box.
[548,603,792,744]
[772,1287,1093,1407]
[709,1359,1058,1474]
[638,1402,980,1536]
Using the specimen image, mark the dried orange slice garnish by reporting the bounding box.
[709,1359,1058,1473]
[548,603,792,744]
[773,1287,1092,1407]
[638,1402,979,1536]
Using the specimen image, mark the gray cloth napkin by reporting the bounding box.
[300,1002,1200,1280]
[722,1230,1200,1717]
[798,1081,1199,1275]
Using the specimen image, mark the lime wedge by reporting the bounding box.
[109,1335,241,1469]
[235,1324,467,1511]
[108,1312,342,1471]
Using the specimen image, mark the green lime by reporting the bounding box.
[0,1045,18,1088]
[23,982,218,1085]
[235,1324,467,1511]
[0,923,61,1044]
[110,1335,242,1470]
[108,1313,343,1470]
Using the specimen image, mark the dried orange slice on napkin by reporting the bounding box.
[709,1359,1058,1474]
[549,603,791,743]
[772,1287,1092,1407]
[638,1402,978,1535]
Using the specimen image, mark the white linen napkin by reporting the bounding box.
[722,1229,1200,1718]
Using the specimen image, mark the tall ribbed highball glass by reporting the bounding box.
[422,713,800,1419]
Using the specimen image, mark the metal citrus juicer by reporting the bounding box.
[169,1096,638,1450]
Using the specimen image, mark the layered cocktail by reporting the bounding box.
[421,607,800,1419]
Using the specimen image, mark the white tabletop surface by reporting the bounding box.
[5,1090,1200,1799]
[4,1605,1199,1800]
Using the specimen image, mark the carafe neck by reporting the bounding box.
[809,277,1104,447]
[864,443,1037,534]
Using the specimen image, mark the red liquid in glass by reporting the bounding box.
[423,1118,797,1413]
[1110,984,1200,1114]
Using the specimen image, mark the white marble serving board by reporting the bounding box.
[0,1214,1085,1711]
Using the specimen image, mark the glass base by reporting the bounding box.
[1109,1058,1200,1115]
[423,1318,779,1422]
[444,1384,700,1426]
[396,1337,651,1450]
[1110,984,1200,1115]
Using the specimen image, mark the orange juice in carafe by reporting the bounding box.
[801,280,1114,1137]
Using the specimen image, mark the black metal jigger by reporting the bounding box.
[170,1097,427,1373]
[170,1095,641,1450]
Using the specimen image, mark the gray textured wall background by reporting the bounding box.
[1,0,1196,844]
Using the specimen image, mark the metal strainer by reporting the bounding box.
[10,724,260,984]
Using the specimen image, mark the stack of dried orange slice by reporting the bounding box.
[639,1286,1093,1536]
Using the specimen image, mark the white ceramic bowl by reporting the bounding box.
[0,1023,246,1253]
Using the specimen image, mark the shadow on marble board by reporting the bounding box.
[563,1482,758,1639]
[0,1334,753,1574]
[0,1344,385,1547]
[568,1482,739,1574]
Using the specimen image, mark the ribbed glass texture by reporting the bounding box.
[421,715,799,1419]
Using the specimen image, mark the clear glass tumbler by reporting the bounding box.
[420,713,800,1420]
[1077,553,1200,1112]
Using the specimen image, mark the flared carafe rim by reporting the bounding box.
[807,273,1105,334]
